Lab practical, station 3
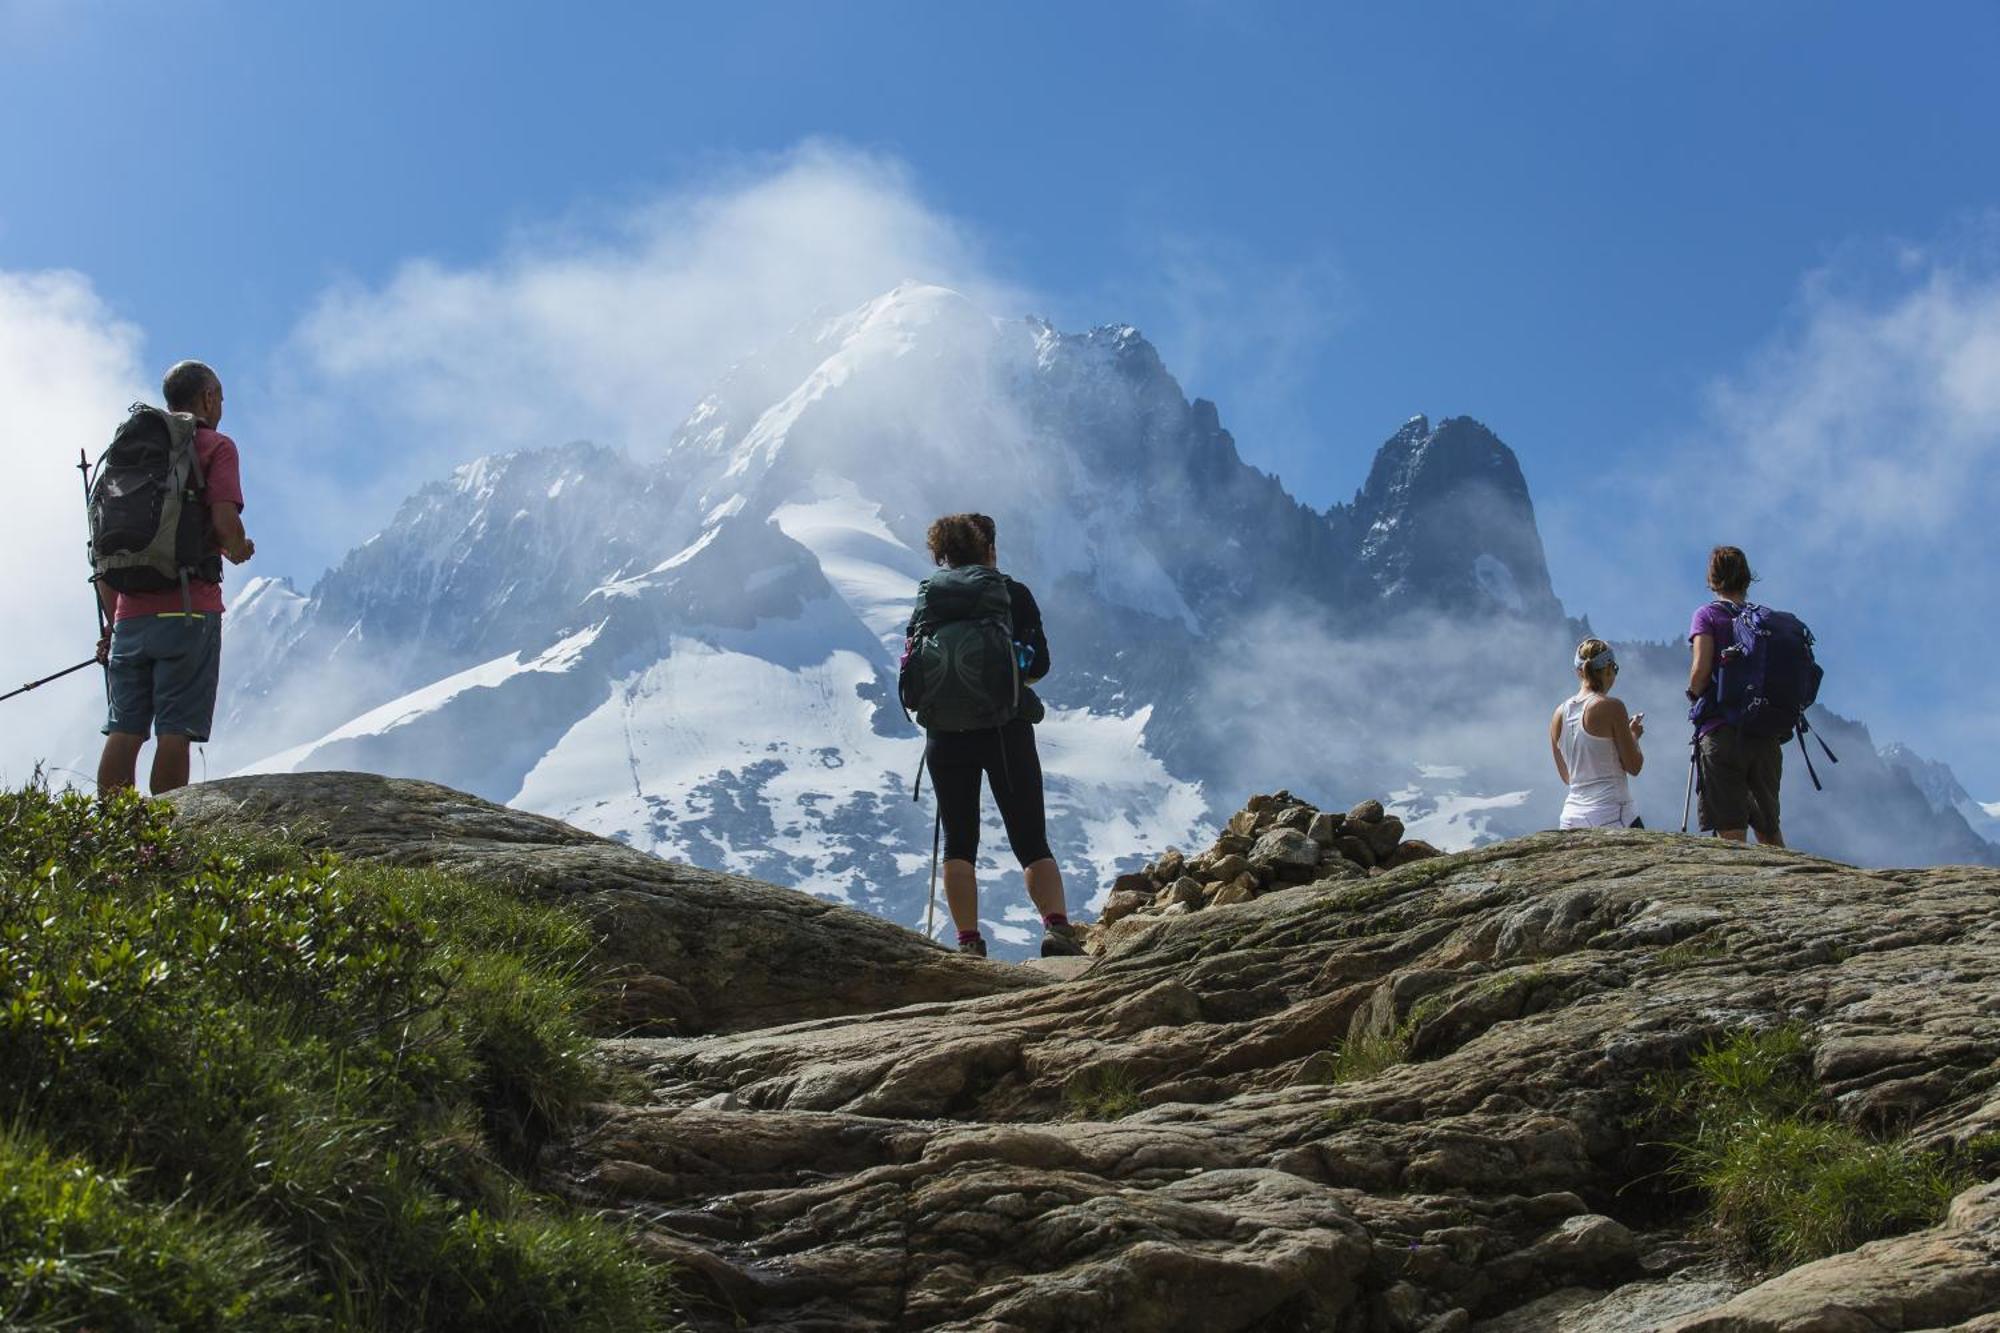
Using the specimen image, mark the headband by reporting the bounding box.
[1574,646,1617,673]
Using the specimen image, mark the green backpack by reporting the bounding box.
[901,566,1020,732]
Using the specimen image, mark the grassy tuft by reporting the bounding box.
[1327,1030,1409,1084]
[0,784,672,1330]
[1647,1025,1972,1268]
[1698,1116,1965,1264]
[1064,1065,1143,1119]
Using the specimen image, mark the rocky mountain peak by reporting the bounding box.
[1349,414,1562,620]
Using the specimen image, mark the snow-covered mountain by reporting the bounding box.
[1882,742,2000,848]
[223,283,1996,951]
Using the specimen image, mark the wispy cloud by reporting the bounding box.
[266,143,1029,574]
[1095,234,1345,490]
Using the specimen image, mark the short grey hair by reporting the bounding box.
[162,360,219,412]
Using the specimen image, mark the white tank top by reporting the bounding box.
[1559,694,1636,829]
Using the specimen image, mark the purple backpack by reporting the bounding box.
[1694,601,1839,789]
[1711,602,1822,739]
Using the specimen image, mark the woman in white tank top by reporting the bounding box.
[1549,638,1646,829]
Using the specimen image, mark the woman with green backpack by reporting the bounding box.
[900,513,1083,959]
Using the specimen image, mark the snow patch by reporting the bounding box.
[1389,786,1532,850]
[238,624,603,774]
[771,477,930,651]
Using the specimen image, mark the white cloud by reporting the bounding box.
[265,143,1028,574]
[1703,262,2000,539]
[0,269,148,785]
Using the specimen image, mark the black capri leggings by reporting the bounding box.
[925,718,1054,868]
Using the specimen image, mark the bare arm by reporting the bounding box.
[1596,696,1646,775]
[1549,707,1569,785]
[1688,635,1716,701]
[94,582,117,661]
[211,501,253,564]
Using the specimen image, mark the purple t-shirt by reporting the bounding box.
[1689,600,1740,736]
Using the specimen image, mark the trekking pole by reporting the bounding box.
[1680,737,1697,835]
[925,805,942,943]
[79,449,109,701]
[0,658,101,704]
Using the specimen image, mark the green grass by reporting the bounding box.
[1064,1065,1143,1119]
[1326,1030,1409,1084]
[1646,1026,1973,1268]
[1655,936,1730,970]
[0,785,672,1330]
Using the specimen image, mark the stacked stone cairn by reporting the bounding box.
[1090,791,1443,948]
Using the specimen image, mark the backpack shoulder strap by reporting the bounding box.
[170,413,208,491]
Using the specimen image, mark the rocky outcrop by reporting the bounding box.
[558,828,2000,1331]
[1659,1179,2000,1331]
[169,774,2000,1328]
[167,772,1038,1035]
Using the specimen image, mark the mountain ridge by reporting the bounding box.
[218,284,1995,952]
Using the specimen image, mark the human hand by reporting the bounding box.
[95,630,111,665]
[227,536,256,565]
[1629,712,1646,739]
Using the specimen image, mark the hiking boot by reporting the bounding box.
[1040,921,1084,958]
[957,935,987,958]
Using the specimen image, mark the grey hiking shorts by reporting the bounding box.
[103,613,222,742]
[1697,725,1783,836]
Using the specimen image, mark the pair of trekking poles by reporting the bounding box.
[3,452,109,707]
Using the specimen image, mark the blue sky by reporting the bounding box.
[4,2,1998,790]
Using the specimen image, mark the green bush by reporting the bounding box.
[0,785,671,1330]
[1649,1026,1972,1267]
[0,1127,314,1330]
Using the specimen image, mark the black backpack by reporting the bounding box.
[900,566,1019,732]
[88,405,220,595]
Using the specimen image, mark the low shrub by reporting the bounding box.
[0,785,671,1330]
[0,1127,314,1330]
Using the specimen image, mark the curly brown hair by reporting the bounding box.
[1707,545,1756,596]
[926,513,996,568]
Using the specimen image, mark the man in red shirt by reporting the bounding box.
[94,360,255,794]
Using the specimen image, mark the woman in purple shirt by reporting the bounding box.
[1686,545,1785,845]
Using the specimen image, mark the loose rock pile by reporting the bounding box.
[1094,789,1442,943]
